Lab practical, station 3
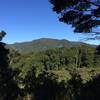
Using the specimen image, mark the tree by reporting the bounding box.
[79,74,100,100]
[0,31,6,41]
[66,72,83,100]
[49,0,100,39]
[0,31,19,100]
[94,45,100,67]
[95,45,100,55]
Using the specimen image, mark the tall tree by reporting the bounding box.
[0,31,19,100]
[49,0,100,39]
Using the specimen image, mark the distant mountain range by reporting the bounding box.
[7,38,96,54]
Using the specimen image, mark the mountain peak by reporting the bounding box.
[8,38,95,54]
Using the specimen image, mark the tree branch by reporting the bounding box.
[85,0,100,7]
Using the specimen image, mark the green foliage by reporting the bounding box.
[10,45,96,77]
[1,40,100,100]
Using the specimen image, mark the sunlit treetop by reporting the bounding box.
[49,0,100,40]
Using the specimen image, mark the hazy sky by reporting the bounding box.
[0,0,99,44]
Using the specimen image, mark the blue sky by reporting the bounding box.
[0,0,99,45]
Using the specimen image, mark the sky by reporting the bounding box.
[0,0,99,45]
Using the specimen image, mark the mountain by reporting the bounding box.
[8,38,96,54]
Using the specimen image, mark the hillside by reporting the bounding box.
[7,39,100,100]
[8,38,95,54]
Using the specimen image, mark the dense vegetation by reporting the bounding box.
[6,44,100,100]
[1,32,100,100]
[0,0,99,99]
[10,45,99,76]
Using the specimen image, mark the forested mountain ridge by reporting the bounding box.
[1,38,100,100]
[9,45,100,100]
[3,37,100,100]
[7,38,96,54]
